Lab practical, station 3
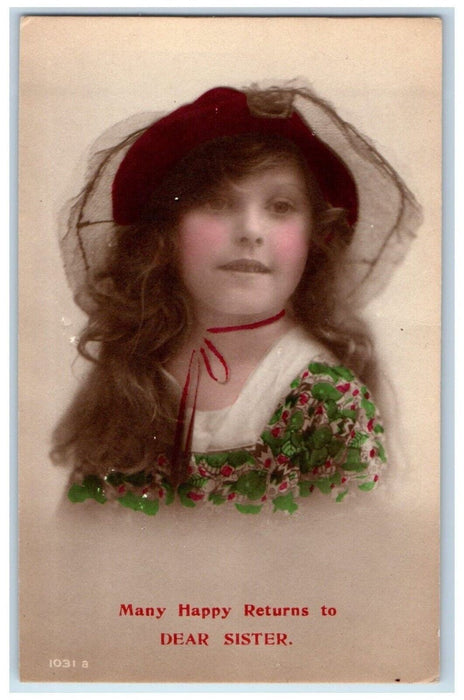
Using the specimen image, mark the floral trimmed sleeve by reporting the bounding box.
[185,362,386,515]
[255,361,387,511]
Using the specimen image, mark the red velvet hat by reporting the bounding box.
[61,83,421,312]
[112,86,358,226]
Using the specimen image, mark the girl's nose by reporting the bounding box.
[234,205,264,246]
[237,234,264,246]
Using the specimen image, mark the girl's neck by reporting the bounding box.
[195,306,289,332]
[165,308,299,411]
[189,307,296,359]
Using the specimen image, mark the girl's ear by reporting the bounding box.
[314,207,352,251]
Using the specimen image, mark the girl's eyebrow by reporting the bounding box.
[264,183,310,200]
[272,181,307,192]
[228,179,308,195]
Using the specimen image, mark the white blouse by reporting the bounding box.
[162,327,333,452]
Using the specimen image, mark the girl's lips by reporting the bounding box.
[218,259,271,273]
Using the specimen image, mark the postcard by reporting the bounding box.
[18,15,442,684]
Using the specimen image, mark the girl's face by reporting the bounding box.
[177,165,313,323]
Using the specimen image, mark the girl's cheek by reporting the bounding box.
[273,223,311,260]
[179,214,227,260]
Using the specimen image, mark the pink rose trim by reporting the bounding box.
[336,383,351,393]
[220,465,233,477]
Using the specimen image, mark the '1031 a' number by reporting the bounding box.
[48,659,88,668]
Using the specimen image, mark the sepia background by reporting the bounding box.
[18,16,441,683]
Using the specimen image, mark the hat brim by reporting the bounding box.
[292,88,422,306]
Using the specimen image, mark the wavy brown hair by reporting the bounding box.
[52,133,376,479]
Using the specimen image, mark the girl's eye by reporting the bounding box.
[206,196,230,211]
[270,199,294,214]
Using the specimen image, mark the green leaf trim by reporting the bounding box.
[282,440,299,458]
[308,362,354,382]
[327,438,345,459]
[161,479,175,506]
[361,398,376,419]
[358,481,376,491]
[375,439,387,463]
[308,363,339,382]
[289,410,305,430]
[311,382,343,402]
[339,409,357,419]
[261,430,284,454]
[269,406,283,425]
[299,481,314,497]
[341,447,368,472]
[290,430,305,448]
[177,484,197,508]
[272,493,299,514]
[201,452,229,469]
[315,472,341,494]
[350,431,369,448]
[228,451,255,468]
[312,426,333,448]
[189,475,209,489]
[208,493,227,505]
[308,446,329,467]
[325,399,340,421]
[68,475,107,504]
[235,504,263,514]
[234,471,267,500]
[117,492,159,515]
[332,365,355,381]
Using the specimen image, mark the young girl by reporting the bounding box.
[53,84,421,515]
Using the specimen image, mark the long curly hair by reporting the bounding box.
[52,133,376,480]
